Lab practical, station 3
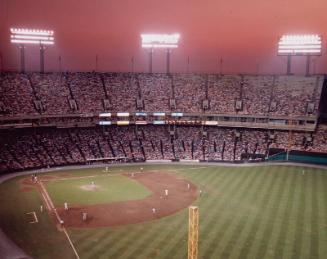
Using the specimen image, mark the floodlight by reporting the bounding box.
[278,34,321,56]
[277,34,322,76]
[10,28,54,45]
[10,28,55,73]
[141,33,180,49]
[141,33,180,73]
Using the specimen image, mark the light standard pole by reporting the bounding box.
[10,28,54,73]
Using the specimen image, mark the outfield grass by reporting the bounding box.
[0,164,326,259]
[46,174,151,206]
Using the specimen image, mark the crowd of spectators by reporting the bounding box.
[104,73,138,113]
[0,72,323,116]
[242,76,272,115]
[1,125,326,173]
[174,74,206,113]
[30,73,72,114]
[139,74,172,112]
[208,75,242,114]
[270,76,321,116]
[68,73,105,114]
[1,73,36,115]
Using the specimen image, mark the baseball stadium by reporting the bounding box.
[0,1,327,259]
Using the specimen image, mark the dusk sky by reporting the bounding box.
[1,0,327,74]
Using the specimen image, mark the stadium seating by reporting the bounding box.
[0,72,323,116]
[0,72,326,173]
[1,125,327,173]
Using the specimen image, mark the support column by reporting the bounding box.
[220,58,223,75]
[187,56,190,73]
[131,56,135,73]
[149,49,153,73]
[40,45,45,73]
[58,56,62,73]
[20,45,25,73]
[305,55,311,76]
[166,49,171,74]
[0,54,3,73]
[95,54,98,72]
[286,55,292,75]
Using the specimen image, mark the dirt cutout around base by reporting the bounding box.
[56,172,198,228]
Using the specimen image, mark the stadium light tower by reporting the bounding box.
[10,28,55,73]
[278,34,322,76]
[141,33,180,74]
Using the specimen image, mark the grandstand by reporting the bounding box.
[1,70,326,258]
[0,72,326,173]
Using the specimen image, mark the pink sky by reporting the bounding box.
[1,0,327,74]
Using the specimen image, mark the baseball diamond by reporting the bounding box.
[0,163,326,259]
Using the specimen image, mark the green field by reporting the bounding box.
[46,174,151,206]
[0,164,326,259]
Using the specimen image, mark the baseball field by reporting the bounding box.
[0,163,326,259]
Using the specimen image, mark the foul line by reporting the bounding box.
[38,181,80,259]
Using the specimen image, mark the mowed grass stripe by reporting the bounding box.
[119,213,186,259]
[232,168,276,258]
[76,227,133,258]
[197,167,253,256]
[320,171,327,258]
[141,215,189,259]
[299,170,315,259]
[291,170,307,259]
[200,168,263,258]
[272,170,298,259]
[73,209,149,254]
[232,166,280,259]
[280,169,303,259]
[214,166,275,259]
[96,224,160,258]
[96,226,152,259]
[230,168,287,258]
[254,167,295,259]
[309,170,319,259]
[123,221,184,259]
[77,229,119,257]
[249,167,291,259]
[88,224,160,258]
[201,167,265,258]
[70,227,117,248]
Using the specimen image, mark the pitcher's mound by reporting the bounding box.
[80,185,100,191]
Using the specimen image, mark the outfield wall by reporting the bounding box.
[268,150,327,165]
